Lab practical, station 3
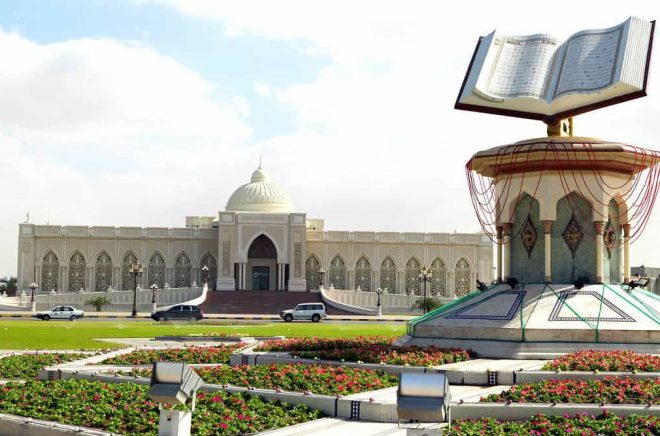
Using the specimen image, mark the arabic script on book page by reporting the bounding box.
[486,37,559,99]
[554,28,622,98]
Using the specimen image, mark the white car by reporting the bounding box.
[35,306,84,321]
[280,303,327,322]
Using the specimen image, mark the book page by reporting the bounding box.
[553,26,623,98]
[484,35,559,99]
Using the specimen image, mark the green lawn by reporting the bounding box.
[0,321,405,350]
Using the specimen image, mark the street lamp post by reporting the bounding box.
[150,283,158,313]
[201,265,209,286]
[376,287,384,317]
[129,262,144,317]
[29,282,38,312]
[318,268,326,290]
[418,267,433,314]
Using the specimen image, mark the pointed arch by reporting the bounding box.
[405,257,422,294]
[68,251,86,292]
[121,251,139,290]
[379,256,397,293]
[95,250,113,292]
[174,252,192,288]
[354,256,371,291]
[305,254,321,290]
[430,257,447,296]
[200,252,217,290]
[455,258,471,297]
[41,250,59,292]
[148,251,166,288]
[328,255,346,289]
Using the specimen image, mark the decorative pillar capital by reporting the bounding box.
[541,220,554,234]
[593,221,605,235]
[501,223,512,236]
[622,223,631,237]
[496,226,503,239]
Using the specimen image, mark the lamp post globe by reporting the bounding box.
[319,268,326,290]
[201,265,209,285]
[150,283,158,313]
[28,282,38,312]
[129,262,143,317]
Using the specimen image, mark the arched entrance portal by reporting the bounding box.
[247,235,278,290]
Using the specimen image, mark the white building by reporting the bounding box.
[17,166,493,296]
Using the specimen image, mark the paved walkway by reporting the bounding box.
[258,418,446,436]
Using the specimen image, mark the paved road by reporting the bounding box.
[0,311,413,323]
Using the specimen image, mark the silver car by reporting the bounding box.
[280,303,327,322]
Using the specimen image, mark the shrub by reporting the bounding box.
[101,345,244,365]
[542,350,660,372]
[0,353,87,379]
[86,296,112,312]
[255,336,470,366]
[480,377,659,405]
[411,297,442,312]
[445,413,659,436]
[0,379,323,435]
[128,363,398,396]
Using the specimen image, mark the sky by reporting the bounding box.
[1,0,659,277]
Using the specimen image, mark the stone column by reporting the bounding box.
[496,226,503,283]
[594,221,605,284]
[622,224,631,282]
[501,223,512,282]
[277,263,285,290]
[542,221,553,283]
[447,271,455,298]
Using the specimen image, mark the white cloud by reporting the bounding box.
[0,29,252,145]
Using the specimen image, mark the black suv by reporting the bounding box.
[151,305,203,322]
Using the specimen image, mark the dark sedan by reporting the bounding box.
[151,305,203,322]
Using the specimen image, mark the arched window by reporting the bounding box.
[121,252,138,290]
[455,258,471,297]
[355,256,371,291]
[329,255,346,289]
[41,251,59,292]
[148,253,166,288]
[68,252,86,292]
[430,258,447,297]
[95,251,113,292]
[380,257,397,293]
[405,258,421,295]
[174,253,192,288]
[305,255,321,290]
[200,253,217,290]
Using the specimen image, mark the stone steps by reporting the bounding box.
[199,291,354,315]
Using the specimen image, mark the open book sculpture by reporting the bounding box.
[455,17,655,123]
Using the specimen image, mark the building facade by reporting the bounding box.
[17,166,493,296]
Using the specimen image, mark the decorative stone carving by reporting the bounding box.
[562,214,584,257]
[521,214,538,258]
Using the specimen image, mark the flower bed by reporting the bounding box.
[101,344,244,365]
[0,353,88,379]
[481,377,659,405]
[0,379,323,435]
[127,363,397,396]
[542,350,660,372]
[255,336,470,366]
[445,413,659,436]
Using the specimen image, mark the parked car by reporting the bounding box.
[34,305,84,321]
[151,305,203,322]
[280,303,327,322]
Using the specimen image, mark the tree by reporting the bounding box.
[0,276,17,296]
[411,297,442,313]
[86,296,112,312]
